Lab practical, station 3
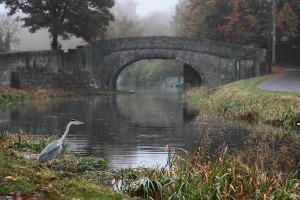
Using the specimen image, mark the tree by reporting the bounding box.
[105,0,141,38]
[1,0,114,49]
[209,0,270,45]
[171,0,194,37]
[0,15,20,52]
[140,11,173,36]
[106,14,141,38]
[172,0,300,48]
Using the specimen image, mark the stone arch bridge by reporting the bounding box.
[0,36,266,90]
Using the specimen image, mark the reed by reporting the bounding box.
[116,115,300,199]
[116,146,299,200]
[2,130,299,199]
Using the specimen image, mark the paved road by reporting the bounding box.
[257,63,300,92]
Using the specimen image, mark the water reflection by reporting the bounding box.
[0,87,199,168]
[195,114,300,176]
[0,87,299,173]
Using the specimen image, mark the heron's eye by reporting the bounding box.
[71,119,76,122]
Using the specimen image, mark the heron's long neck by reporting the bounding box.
[58,122,72,143]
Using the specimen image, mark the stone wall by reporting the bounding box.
[92,37,266,90]
[0,36,266,90]
[0,48,95,89]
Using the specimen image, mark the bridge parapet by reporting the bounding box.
[98,36,259,60]
[0,36,266,90]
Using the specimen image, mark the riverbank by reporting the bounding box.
[185,73,300,127]
[1,81,300,199]
[0,86,134,106]
[1,131,299,199]
[0,132,130,199]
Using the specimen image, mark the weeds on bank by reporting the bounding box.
[1,129,299,199]
[0,86,70,105]
[0,87,27,104]
[115,115,300,200]
[117,110,298,200]
[115,146,299,199]
[0,86,134,107]
[185,75,300,127]
[0,131,126,199]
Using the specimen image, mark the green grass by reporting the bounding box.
[0,132,130,199]
[185,75,300,127]
[0,90,27,105]
[0,86,135,107]
[114,145,300,200]
[1,131,299,199]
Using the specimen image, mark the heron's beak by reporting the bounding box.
[79,121,85,125]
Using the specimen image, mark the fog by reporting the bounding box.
[1,0,177,52]
[106,0,176,38]
[15,28,86,52]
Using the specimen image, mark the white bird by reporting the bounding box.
[37,119,85,163]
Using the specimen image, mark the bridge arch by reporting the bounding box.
[88,36,266,90]
[105,50,205,90]
[0,36,266,90]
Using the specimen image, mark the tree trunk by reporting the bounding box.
[272,0,276,67]
[51,33,58,50]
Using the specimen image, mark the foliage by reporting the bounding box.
[185,72,300,127]
[1,116,299,199]
[0,86,80,106]
[106,15,141,38]
[0,86,131,107]
[1,0,114,49]
[0,132,128,199]
[0,87,28,105]
[118,59,183,87]
[140,11,173,37]
[115,144,300,199]
[171,0,191,37]
[113,114,300,199]
[276,3,299,39]
[194,113,300,174]
[172,0,300,47]
[105,0,141,38]
[106,0,173,39]
[0,14,20,52]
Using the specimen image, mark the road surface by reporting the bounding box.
[257,63,300,92]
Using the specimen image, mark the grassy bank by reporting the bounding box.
[1,131,299,199]
[0,132,129,199]
[0,86,133,106]
[0,87,76,105]
[185,75,300,127]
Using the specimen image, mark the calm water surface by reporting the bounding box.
[0,87,201,168]
[1,87,299,174]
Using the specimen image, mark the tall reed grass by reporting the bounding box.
[114,115,300,199]
[114,146,299,199]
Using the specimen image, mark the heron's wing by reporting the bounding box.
[37,140,62,163]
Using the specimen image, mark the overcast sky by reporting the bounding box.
[135,0,178,17]
[0,1,179,16]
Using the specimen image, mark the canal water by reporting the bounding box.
[1,87,299,174]
[0,87,201,168]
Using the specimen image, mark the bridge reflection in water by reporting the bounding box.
[0,87,297,172]
[0,87,199,168]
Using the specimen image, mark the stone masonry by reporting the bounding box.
[0,36,266,90]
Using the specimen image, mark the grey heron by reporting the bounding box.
[37,119,85,163]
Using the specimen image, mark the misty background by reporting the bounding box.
[0,0,178,52]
